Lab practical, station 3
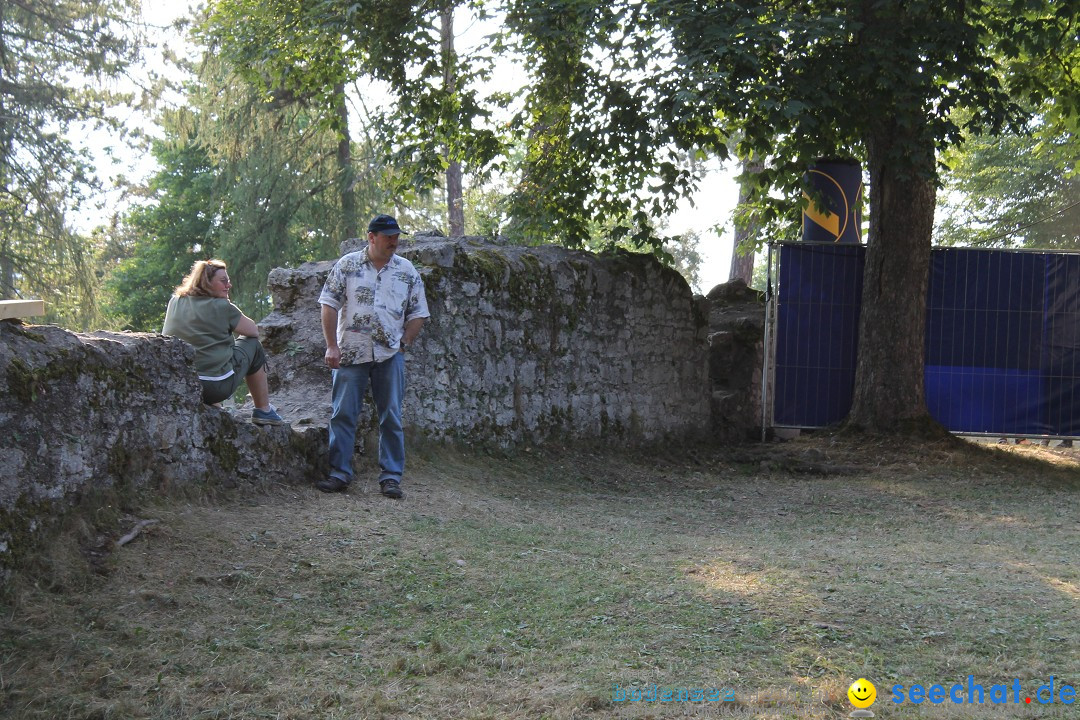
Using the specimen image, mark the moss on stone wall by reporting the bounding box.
[7,351,155,408]
[6,357,39,404]
[208,427,240,474]
[5,352,96,405]
[506,254,555,312]
[472,249,512,286]
[0,481,133,588]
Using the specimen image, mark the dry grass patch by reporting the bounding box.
[1,436,1078,718]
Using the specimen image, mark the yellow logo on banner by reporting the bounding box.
[803,168,855,241]
[802,194,840,237]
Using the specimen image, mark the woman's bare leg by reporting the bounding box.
[246,366,271,410]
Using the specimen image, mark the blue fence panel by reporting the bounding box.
[773,244,1080,436]
[925,248,1046,434]
[1042,254,1080,436]
[774,244,864,427]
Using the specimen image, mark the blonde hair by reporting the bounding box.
[176,259,227,297]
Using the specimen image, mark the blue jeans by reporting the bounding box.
[328,353,406,485]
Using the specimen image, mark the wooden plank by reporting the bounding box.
[0,300,46,320]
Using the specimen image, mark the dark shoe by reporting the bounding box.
[379,479,404,499]
[316,476,348,493]
[252,405,285,426]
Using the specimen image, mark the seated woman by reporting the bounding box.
[162,259,285,426]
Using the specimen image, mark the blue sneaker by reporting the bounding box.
[251,405,285,426]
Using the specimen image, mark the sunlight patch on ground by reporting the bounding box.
[685,559,767,598]
[1041,575,1080,601]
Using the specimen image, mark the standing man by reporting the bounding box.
[317,214,430,498]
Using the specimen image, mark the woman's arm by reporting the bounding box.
[234,313,259,338]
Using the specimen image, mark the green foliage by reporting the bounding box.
[664,231,704,291]
[103,138,220,331]
[750,253,769,293]
[0,0,141,328]
[485,0,1077,255]
[936,120,1080,249]
[103,37,397,329]
[190,0,1077,262]
[202,0,504,211]
[498,1,726,249]
[180,49,367,312]
[462,181,510,239]
[613,229,703,291]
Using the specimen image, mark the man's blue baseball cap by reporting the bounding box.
[368,214,408,236]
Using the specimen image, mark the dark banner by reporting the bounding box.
[801,161,863,244]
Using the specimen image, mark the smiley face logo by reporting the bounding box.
[848,678,876,709]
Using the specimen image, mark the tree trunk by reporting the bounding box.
[441,7,465,236]
[335,82,357,239]
[846,126,938,432]
[728,156,763,284]
[0,247,14,300]
[447,160,464,236]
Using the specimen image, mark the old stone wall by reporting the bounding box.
[260,237,713,446]
[0,239,763,579]
[706,279,766,441]
[0,321,322,578]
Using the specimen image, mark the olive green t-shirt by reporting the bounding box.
[162,295,243,380]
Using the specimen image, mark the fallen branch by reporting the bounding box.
[117,519,159,547]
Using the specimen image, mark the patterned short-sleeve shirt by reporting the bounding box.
[318,248,430,365]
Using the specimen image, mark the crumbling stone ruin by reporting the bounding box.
[261,236,713,445]
[707,278,765,441]
[0,237,763,579]
[0,322,322,577]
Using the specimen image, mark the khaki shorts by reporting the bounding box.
[200,337,267,404]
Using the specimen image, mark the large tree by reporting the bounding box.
[729,156,763,285]
[180,51,366,314]
[716,0,1076,432]
[502,0,1078,432]
[0,0,140,310]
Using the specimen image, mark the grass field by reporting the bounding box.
[1,435,1078,719]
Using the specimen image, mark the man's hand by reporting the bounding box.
[325,346,342,369]
[320,304,341,369]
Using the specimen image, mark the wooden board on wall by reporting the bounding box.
[0,300,46,320]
